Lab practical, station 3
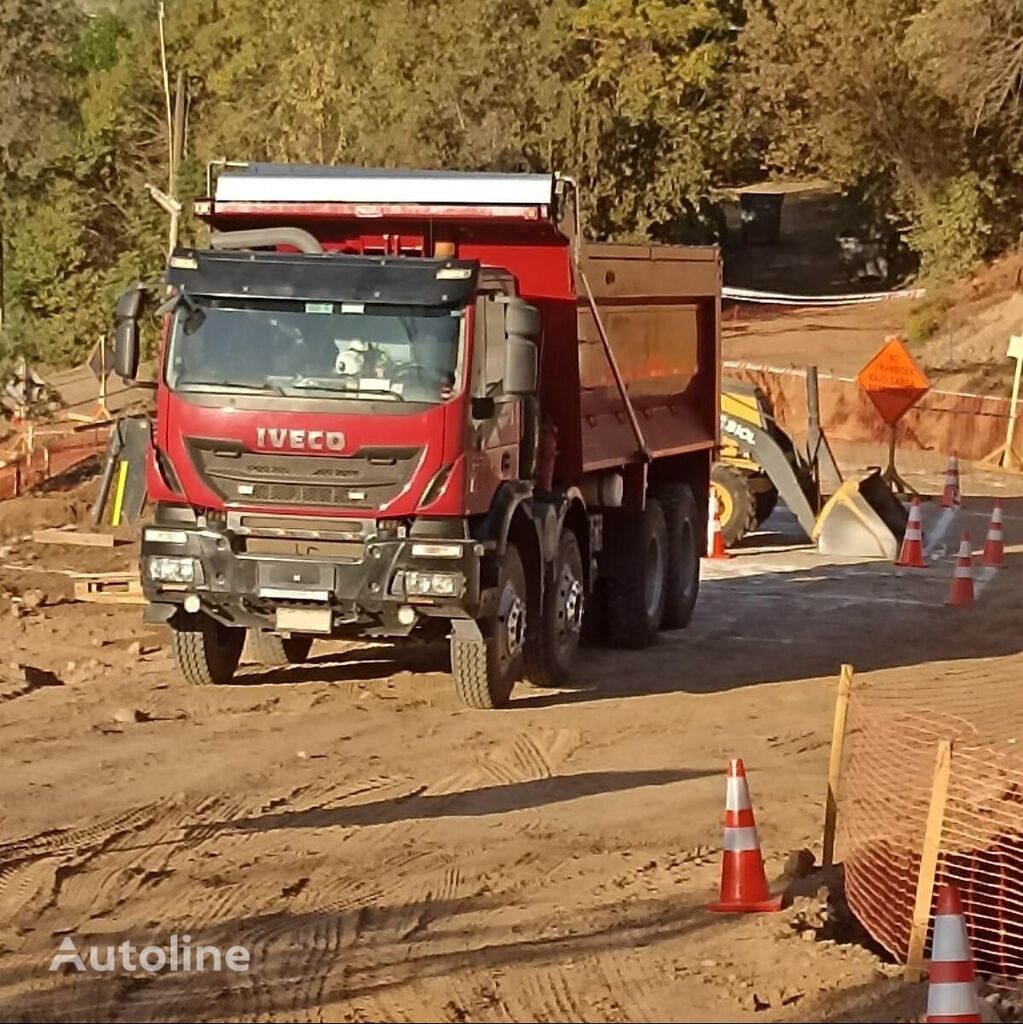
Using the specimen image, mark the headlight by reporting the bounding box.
[148,556,195,583]
[404,570,462,597]
[410,542,462,559]
[145,528,188,545]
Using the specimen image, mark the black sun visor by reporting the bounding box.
[165,248,480,307]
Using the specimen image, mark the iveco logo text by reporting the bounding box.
[255,427,345,452]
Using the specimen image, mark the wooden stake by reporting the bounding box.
[822,663,854,867]
[905,739,953,981]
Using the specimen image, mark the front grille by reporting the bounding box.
[187,441,422,509]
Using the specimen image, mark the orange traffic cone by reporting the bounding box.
[941,454,961,509]
[926,883,981,1023]
[706,490,730,560]
[946,532,974,607]
[707,758,782,913]
[982,500,1004,568]
[896,497,926,568]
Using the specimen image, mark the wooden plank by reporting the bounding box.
[73,574,146,605]
[33,527,116,548]
[905,739,953,981]
[822,663,854,867]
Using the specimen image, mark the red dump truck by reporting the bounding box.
[113,166,720,708]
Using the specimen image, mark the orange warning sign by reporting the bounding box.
[856,336,930,426]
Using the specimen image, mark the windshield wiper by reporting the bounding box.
[285,379,405,401]
[178,381,286,396]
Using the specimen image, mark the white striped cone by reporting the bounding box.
[926,884,981,1023]
[941,454,961,509]
[707,758,781,913]
[982,500,1004,568]
[896,497,926,568]
[946,532,974,607]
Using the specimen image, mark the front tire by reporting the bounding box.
[246,631,314,667]
[451,543,527,709]
[711,462,757,547]
[656,482,701,630]
[524,529,584,687]
[604,500,668,649]
[171,612,245,686]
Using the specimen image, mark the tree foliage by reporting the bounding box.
[3,0,1023,368]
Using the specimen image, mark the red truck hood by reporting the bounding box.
[154,390,465,518]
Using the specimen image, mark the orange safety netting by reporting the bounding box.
[837,658,1023,983]
[0,424,110,501]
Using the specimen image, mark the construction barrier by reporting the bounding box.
[834,660,1023,987]
[724,361,1023,468]
[0,423,111,501]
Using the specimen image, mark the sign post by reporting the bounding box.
[856,336,931,496]
[980,333,1023,471]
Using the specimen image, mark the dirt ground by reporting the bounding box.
[1,456,1021,1023]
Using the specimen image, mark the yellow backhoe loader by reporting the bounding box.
[715,376,908,558]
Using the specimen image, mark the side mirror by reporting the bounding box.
[505,301,540,339]
[504,335,537,395]
[113,285,146,380]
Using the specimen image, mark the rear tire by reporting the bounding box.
[524,529,584,687]
[603,500,668,649]
[711,462,757,547]
[451,543,527,709]
[246,631,314,667]
[655,482,701,630]
[171,612,244,686]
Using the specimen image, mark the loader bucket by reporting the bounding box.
[812,469,908,559]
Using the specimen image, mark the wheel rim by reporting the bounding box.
[499,580,527,662]
[712,481,734,530]
[644,532,664,620]
[555,560,584,652]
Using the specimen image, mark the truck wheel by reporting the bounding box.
[171,612,244,686]
[656,482,701,630]
[524,529,584,687]
[711,463,757,547]
[580,578,605,646]
[604,500,668,649]
[451,543,527,709]
[246,631,314,667]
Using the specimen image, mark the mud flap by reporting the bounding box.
[812,469,907,559]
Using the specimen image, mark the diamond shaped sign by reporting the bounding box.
[857,336,930,426]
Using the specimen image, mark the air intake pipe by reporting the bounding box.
[209,227,324,255]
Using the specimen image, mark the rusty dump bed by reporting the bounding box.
[574,242,721,473]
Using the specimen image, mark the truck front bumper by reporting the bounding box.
[140,524,484,634]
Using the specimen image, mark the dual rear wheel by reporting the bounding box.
[450,481,700,708]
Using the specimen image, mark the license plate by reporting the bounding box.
[275,607,333,634]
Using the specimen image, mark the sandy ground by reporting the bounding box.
[1,458,1021,1023]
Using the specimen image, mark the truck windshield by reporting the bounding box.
[165,296,463,404]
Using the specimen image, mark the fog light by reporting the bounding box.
[397,605,416,626]
[404,570,462,597]
[148,556,195,583]
[184,594,201,613]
